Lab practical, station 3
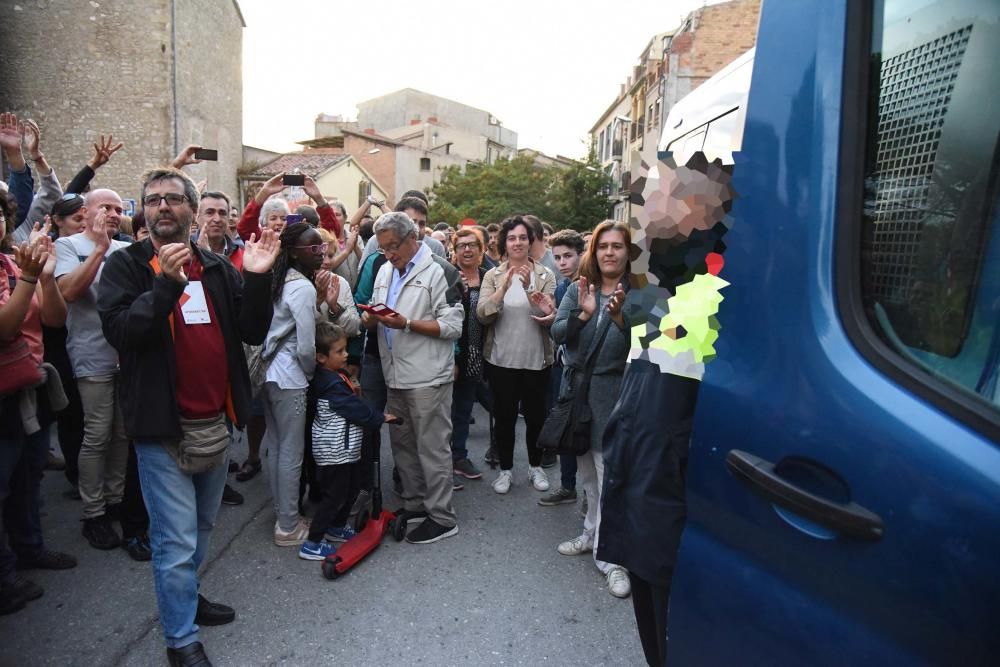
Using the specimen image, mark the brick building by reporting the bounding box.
[589,0,761,221]
[0,0,245,202]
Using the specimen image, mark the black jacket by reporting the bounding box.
[97,239,273,440]
[596,357,701,586]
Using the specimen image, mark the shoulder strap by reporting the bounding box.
[580,315,613,377]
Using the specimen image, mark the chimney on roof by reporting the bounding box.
[428,116,438,124]
[364,128,376,135]
[410,118,421,126]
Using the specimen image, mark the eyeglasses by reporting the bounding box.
[143,193,190,207]
[59,193,84,203]
[292,243,329,254]
[455,242,480,251]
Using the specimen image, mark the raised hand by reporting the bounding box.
[0,112,22,152]
[577,277,597,319]
[171,144,203,169]
[242,229,281,274]
[158,243,191,283]
[21,119,42,160]
[90,134,124,170]
[302,176,326,205]
[255,173,285,204]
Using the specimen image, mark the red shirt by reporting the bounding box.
[171,256,229,418]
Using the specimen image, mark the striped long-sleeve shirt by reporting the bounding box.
[310,367,384,466]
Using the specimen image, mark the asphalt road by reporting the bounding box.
[0,405,644,666]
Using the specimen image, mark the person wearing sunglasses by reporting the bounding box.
[259,222,327,547]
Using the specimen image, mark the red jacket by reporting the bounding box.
[237,199,341,241]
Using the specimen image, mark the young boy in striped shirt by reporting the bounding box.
[299,322,397,560]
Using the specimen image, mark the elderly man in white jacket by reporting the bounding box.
[363,212,464,544]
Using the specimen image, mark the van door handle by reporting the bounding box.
[726,450,884,541]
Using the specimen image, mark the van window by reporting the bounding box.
[861,0,1000,408]
[702,110,739,161]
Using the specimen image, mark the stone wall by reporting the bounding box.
[174,0,243,199]
[0,0,242,202]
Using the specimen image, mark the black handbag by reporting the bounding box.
[538,315,612,457]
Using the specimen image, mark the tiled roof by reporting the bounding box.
[247,153,350,179]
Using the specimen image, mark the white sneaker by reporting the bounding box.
[557,534,594,556]
[607,566,631,598]
[528,466,550,491]
[274,518,310,547]
[492,469,513,494]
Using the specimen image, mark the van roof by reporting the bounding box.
[660,48,755,151]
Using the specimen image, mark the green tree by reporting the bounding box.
[549,146,614,232]
[428,150,611,231]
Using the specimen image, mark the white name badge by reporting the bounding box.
[180,281,211,324]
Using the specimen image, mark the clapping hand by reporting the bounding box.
[606,283,625,326]
[158,243,192,284]
[577,277,597,320]
[29,218,53,244]
[90,207,111,252]
[243,229,281,274]
[314,270,341,310]
[12,237,51,280]
[529,291,556,327]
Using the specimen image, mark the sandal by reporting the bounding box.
[235,459,262,482]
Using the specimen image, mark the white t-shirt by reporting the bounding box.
[488,271,547,371]
[54,234,130,378]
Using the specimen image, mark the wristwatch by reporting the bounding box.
[403,318,412,333]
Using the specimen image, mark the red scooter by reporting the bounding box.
[322,419,402,579]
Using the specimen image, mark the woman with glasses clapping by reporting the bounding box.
[260,222,326,548]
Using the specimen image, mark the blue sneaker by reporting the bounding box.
[324,525,357,543]
[298,540,336,561]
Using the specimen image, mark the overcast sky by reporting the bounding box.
[240,0,725,159]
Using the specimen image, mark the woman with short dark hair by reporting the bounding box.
[477,216,557,494]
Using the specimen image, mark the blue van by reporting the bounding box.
[659,0,1000,664]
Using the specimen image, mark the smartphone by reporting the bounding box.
[358,303,399,317]
[283,174,305,186]
[193,148,218,161]
[285,214,304,225]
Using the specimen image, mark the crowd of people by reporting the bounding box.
[0,112,724,667]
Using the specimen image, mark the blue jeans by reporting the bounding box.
[450,375,491,462]
[134,441,228,649]
[0,423,49,584]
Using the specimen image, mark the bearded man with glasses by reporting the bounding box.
[98,167,280,667]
